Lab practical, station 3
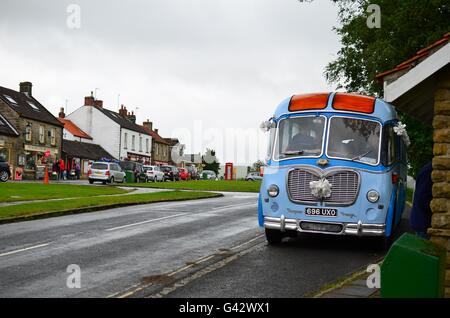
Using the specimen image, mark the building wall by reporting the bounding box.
[152,141,169,164]
[63,129,93,143]
[68,106,121,159]
[0,100,63,179]
[120,127,152,162]
[429,73,450,298]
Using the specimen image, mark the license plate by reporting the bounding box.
[305,207,338,217]
[94,172,103,176]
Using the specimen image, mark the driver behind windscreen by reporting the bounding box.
[287,121,321,152]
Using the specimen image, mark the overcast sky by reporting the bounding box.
[0,0,340,165]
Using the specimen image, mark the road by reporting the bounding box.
[0,192,410,298]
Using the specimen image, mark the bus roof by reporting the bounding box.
[273,92,398,122]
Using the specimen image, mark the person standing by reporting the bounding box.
[409,161,433,239]
[75,162,81,180]
[59,158,66,181]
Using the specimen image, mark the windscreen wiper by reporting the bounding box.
[282,150,304,157]
[351,150,372,161]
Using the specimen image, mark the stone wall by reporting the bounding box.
[429,74,450,298]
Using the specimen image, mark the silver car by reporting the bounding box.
[245,171,262,181]
[143,165,164,182]
[89,162,125,184]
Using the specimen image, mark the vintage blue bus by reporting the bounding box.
[258,92,408,246]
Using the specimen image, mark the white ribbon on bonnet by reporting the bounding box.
[393,121,411,146]
[309,179,332,199]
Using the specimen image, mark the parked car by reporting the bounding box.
[245,171,263,181]
[186,165,199,180]
[201,170,217,180]
[178,168,190,180]
[160,165,180,181]
[119,161,147,182]
[143,165,164,182]
[0,158,10,182]
[88,161,125,184]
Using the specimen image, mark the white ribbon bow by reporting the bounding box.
[309,179,332,199]
[393,121,411,146]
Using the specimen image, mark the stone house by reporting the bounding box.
[141,120,170,166]
[377,32,450,297]
[0,82,63,179]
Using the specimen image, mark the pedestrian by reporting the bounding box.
[59,158,66,181]
[56,160,61,180]
[75,162,81,180]
[409,161,433,239]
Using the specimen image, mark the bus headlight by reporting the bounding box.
[267,185,279,197]
[367,190,380,203]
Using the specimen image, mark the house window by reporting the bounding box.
[39,125,45,144]
[139,136,143,152]
[25,124,32,141]
[156,144,159,155]
[124,133,128,149]
[132,135,135,151]
[51,128,56,146]
[145,139,149,153]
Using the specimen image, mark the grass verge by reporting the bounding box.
[0,183,128,203]
[0,191,221,223]
[124,180,261,193]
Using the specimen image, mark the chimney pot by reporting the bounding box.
[58,107,65,118]
[19,82,32,96]
[155,128,159,134]
[84,95,95,106]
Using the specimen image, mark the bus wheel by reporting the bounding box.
[374,236,393,251]
[265,228,283,245]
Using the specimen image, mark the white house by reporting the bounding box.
[66,94,152,163]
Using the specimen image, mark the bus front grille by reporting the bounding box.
[287,169,359,205]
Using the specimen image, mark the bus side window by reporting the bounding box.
[381,124,397,166]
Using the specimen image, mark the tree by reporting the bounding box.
[202,148,220,175]
[252,160,265,172]
[325,0,449,178]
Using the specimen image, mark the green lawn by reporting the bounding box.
[0,191,220,221]
[0,183,128,203]
[124,180,262,193]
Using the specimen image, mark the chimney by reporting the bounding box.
[154,128,159,135]
[20,82,32,96]
[127,111,136,123]
[58,107,65,118]
[118,104,128,117]
[94,100,103,108]
[143,119,153,131]
[84,91,95,106]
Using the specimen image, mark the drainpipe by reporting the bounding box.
[118,127,122,161]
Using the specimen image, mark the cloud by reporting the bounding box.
[0,0,340,164]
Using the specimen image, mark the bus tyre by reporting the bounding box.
[265,228,283,245]
[375,236,393,251]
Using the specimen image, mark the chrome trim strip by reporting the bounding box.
[263,216,385,236]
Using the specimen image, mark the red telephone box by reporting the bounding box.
[225,162,233,180]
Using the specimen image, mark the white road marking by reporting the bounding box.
[105,213,188,232]
[211,202,256,211]
[0,242,52,257]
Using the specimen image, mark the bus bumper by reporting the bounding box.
[264,216,385,236]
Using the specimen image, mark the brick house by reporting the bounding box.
[141,120,170,165]
[0,112,19,178]
[164,137,185,167]
[0,82,63,180]
[377,33,450,297]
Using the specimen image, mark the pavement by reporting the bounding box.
[0,190,411,298]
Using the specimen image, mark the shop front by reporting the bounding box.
[126,152,151,165]
[22,144,59,180]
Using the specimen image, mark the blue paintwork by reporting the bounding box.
[261,93,407,238]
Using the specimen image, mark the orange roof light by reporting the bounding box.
[332,93,376,114]
[288,93,330,112]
